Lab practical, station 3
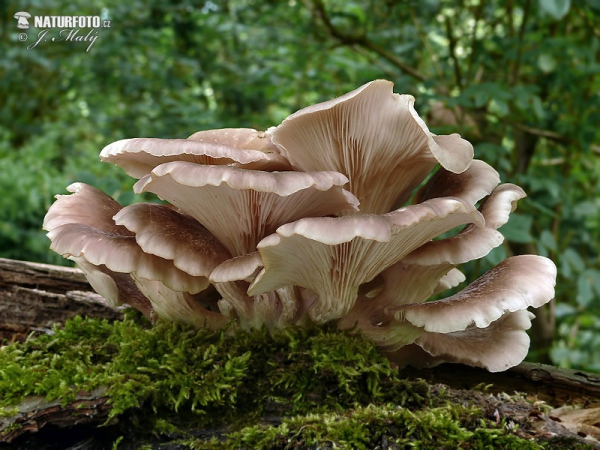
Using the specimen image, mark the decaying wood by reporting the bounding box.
[1,257,600,447]
[0,388,112,444]
[402,361,600,405]
[0,258,123,342]
[402,362,600,446]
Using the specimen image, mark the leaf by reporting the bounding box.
[538,54,557,73]
[538,0,571,20]
[555,302,577,319]
[576,270,596,307]
[489,99,509,117]
[563,247,585,273]
[587,0,600,10]
[540,230,557,252]
[499,213,533,243]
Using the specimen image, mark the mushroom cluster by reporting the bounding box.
[44,80,557,372]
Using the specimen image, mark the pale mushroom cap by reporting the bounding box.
[70,256,122,308]
[114,203,231,277]
[135,162,359,255]
[412,310,535,372]
[187,128,279,153]
[394,255,557,333]
[100,136,291,179]
[72,256,153,318]
[414,159,500,206]
[43,182,130,236]
[402,183,527,267]
[209,252,263,283]
[44,182,209,295]
[48,223,210,295]
[272,80,473,214]
[249,197,483,323]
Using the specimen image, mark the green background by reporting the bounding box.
[1,0,599,371]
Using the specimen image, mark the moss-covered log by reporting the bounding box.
[0,258,599,449]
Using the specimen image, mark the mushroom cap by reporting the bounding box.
[135,162,359,256]
[43,182,130,235]
[414,159,500,206]
[14,11,31,18]
[393,255,557,333]
[114,203,231,277]
[353,182,527,317]
[403,183,527,267]
[272,80,473,214]
[187,128,278,152]
[72,256,153,319]
[44,183,209,295]
[209,252,263,283]
[100,135,291,179]
[249,197,483,323]
[409,310,535,372]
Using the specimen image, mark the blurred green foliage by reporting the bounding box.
[1,0,598,370]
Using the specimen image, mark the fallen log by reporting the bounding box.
[0,257,599,447]
[0,258,123,342]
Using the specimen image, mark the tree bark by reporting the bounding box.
[1,258,599,447]
[0,258,123,343]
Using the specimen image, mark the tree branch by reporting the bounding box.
[466,0,485,82]
[510,0,531,85]
[409,5,444,81]
[308,0,427,82]
[444,16,463,89]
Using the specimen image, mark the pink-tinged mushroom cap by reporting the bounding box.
[249,197,483,323]
[359,183,527,316]
[135,162,359,256]
[44,183,209,295]
[71,256,153,318]
[402,183,527,267]
[48,224,209,295]
[405,310,535,372]
[100,134,291,179]
[114,203,231,277]
[43,182,130,235]
[393,255,557,333]
[210,252,263,283]
[414,159,500,206]
[187,127,279,152]
[272,80,473,214]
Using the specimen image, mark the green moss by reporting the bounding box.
[192,404,551,450]
[0,315,592,449]
[0,313,425,428]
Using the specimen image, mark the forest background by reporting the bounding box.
[1,0,599,371]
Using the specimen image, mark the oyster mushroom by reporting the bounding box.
[272,80,474,214]
[134,162,359,256]
[249,197,483,323]
[43,183,229,322]
[43,79,558,373]
[101,129,291,179]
